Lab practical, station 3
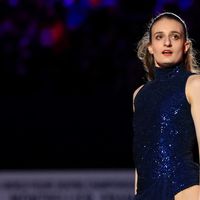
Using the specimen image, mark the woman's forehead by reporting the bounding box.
[151,18,184,34]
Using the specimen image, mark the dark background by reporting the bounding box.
[0,0,199,170]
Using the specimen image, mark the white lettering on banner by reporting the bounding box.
[0,170,134,200]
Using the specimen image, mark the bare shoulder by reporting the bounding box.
[186,74,200,104]
[186,74,200,90]
[132,84,145,112]
[187,73,200,83]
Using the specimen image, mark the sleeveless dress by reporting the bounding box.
[132,64,200,200]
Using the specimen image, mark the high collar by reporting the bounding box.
[153,64,184,81]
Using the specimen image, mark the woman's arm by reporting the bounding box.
[133,85,139,195]
[133,85,144,112]
[134,168,138,195]
[186,74,200,162]
[132,86,143,195]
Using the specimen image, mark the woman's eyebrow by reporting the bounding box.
[153,31,163,36]
[154,31,182,35]
[170,31,182,35]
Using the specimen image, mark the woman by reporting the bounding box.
[132,12,200,200]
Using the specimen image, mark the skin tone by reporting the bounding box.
[133,18,200,200]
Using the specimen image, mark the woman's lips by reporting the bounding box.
[162,50,173,56]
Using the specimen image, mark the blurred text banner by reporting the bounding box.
[0,170,134,200]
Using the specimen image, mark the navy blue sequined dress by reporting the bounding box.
[133,64,200,200]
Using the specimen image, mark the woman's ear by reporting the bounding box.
[148,45,154,54]
[184,41,190,54]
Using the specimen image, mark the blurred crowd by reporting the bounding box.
[0,0,130,96]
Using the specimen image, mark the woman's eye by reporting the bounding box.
[171,34,180,40]
[155,35,162,40]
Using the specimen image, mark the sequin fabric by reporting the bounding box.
[133,64,200,200]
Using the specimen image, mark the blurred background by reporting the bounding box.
[0,0,199,170]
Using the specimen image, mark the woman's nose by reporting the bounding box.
[164,37,172,46]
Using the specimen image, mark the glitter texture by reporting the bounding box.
[133,64,200,200]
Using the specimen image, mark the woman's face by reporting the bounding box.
[148,18,190,68]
